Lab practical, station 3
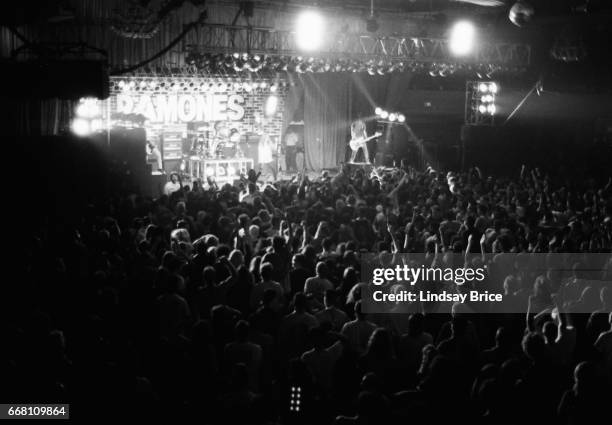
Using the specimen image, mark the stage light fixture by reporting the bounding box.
[375,107,383,115]
[296,10,324,51]
[449,21,476,56]
[218,82,227,92]
[265,95,279,117]
[389,113,397,122]
[479,83,488,92]
[140,81,147,88]
[380,110,389,119]
[398,114,406,123]
[487,104,496,115]
[478,105,487,114]
[489,82,498,94]
[270,84,278,93]
[260,82,268,89]
[71,118,91,137]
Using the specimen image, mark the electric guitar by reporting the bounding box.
[349,132,382,151]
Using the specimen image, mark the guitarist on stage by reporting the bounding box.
[348,119,381,164]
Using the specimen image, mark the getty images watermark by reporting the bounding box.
[360,253,612,314]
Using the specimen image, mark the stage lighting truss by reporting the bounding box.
[181,24,531,76]
[375,107,405,124]
[465,81,498,126]
[109,74,287,95]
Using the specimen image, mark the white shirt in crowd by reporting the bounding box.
[164,181,181,196]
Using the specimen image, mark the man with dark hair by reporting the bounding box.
[304,261,334,310]
[250,262,284,311]
[289,253,312,296]
[315,290,349,332]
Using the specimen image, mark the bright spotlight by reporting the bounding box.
[76,103,88,117]
[449,21,476,56]
[482,94,494,103]
[270,84,278,93]
[478,105,487,114]
[389,113,397,122]
[374,107,383,115]
[487,104,496,115]
[90,119,103,132]
[296,10,324,51]
[398,114,406,123]
[71,118,91,137]
[380,110,389,119]
[489,82,498,94]
[265,95,279,117]
[479,83,488,93]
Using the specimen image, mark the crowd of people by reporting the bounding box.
[9,162,612,423]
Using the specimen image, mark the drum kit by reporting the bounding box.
[190,121,244,160]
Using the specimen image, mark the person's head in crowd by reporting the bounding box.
[533,275,552,303]
[229,249,244,268]
[161,251,182,273]
[202,266,216,287]
[571,361,597,396]
[522,332,547,362]
[272,236,285,252]
[249,224,260,240]
[494,327,512,350]
[292,253,306,270]
[315,261,328,279]
[204,234,219,247]
[293,292,307,313]
[260,262,274,282]
[145,224,162,242]
[206,246,217,264]
[503,275,520,295]
[216,244,231,259]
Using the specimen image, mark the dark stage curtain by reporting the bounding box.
[302,74,350,171]
[8,99,75,136]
